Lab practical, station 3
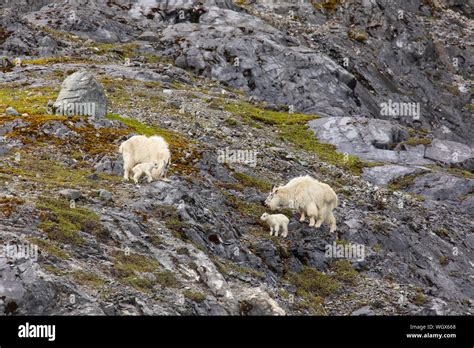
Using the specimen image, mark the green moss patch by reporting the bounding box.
[213,257,264,279]
[288,267,339,297]
[0,85,58,115]
[401,137,432,146]
[233,172,272,192]
[223,191,266,219]
[23,56,92,66]
[91,43,139,58]
[223,100,317,125]
[183,290,206,302]
[434,227,449,239]
[111,250,180,292]
[287,266,340,314]
[329,260,359,285]
[36,197,108,245]
[348,29,368,43]
[70,270,106,288]
[153,204,191,240]
[387,173,421,191]
[278,124,370,175]
[0,150,120,192]
[27,237,70,260]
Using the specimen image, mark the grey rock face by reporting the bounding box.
[137,31,160,42]
[159,8,358,117]
[308,117,420,164]
[94,156,123,176]
[98,189,113,202]
[425,139,474,168]
[362,165,427,186]
[0,0,53,12]
[53,70,107,118]
[0,119,30,136]
[58,189,82,201]
[40,120,78,139]
[351,305,373,316]
[409,173,474,201]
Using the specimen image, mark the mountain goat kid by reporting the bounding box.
[132,161,161,184]
[119,135,170,182]
[264,175,338,233]
[260,212,290,237]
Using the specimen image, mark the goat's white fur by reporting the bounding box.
[119,135,170,182]
[260,212,290,237]
[265,175,338,232]
[132,161,161,184]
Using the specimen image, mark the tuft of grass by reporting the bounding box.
[402,137,432,146]
[329,260,359,285]
[38,26,85,43]
[222,191,266,219]
[287,266,341,315]
[155,271,181,288]
[111,250,180,292]
[434,227,449,239]
[42,264,67,276]
[373,243,382,253]
[153,205,190,240]
[91,42,139,58]
[387,173,421,191]
[213,257,264,278]
[27,237,70,260]
[446,167,474,179]
[224,118,238,127]
[183,290,206,302]
[294,290,325,315]
[439,255,449,266]
[288,266,339,297]
[278,124,369,176]
[223,100,317,125]
[23,56,91,66]
[312,0,341,11]
[233,172,272,192]
[278,288,290,299]
[36,197,108,245]
[348,29,368,43]
[70,270,105,288]
[411,292,427,305]
[106,113,175,138]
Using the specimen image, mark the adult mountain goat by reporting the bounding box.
[264,175,338,233]
[119,135,170,182]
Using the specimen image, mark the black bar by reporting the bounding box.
[0,316,472,346]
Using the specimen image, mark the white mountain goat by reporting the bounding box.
[132,161,161,184]
[119,135,170,182]
[264,175,338,233]
[260,212,290,237]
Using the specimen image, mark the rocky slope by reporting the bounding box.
[0,0,473,316]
